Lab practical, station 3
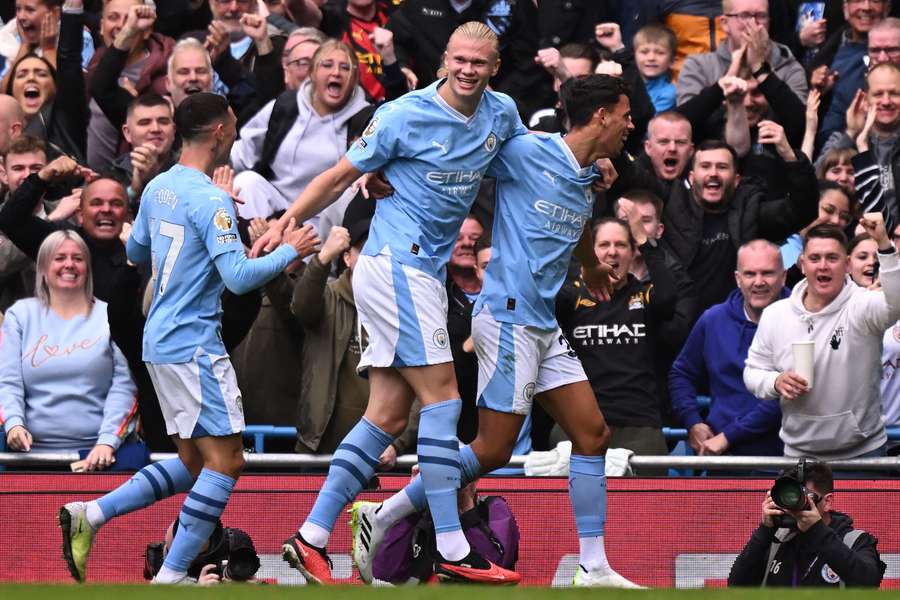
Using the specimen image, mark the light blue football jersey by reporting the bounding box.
[346,79,526,278]
[131,164,248,363]
[475,133,598,330]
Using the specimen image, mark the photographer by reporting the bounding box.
[728,461,885,588]
[144,520,261,585]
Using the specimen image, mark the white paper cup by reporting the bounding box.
[792,341,815,390]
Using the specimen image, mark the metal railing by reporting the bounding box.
[1,451,897,472]
[239,425,900,455]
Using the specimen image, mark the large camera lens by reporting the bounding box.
[771,476,807,510]
[224,550,258,581]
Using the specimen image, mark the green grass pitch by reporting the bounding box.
[0,585,892,599]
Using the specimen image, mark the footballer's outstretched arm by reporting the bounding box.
[218,221,320,294]
[214,245,299,295]
[251,157,362,256]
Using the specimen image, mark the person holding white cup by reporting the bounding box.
[791,341,816,390]
[744,214,900,461]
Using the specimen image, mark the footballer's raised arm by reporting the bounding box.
[251,157,362,256]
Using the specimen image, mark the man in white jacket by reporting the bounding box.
[744,216,900,460]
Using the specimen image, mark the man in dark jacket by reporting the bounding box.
[729,461,886,587]
[662,139,817,313]
[0,157,136,303]
[670,239,785,457]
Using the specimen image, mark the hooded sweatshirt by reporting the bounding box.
[230,79,370,204]
[670,288,785,456]
[744,250,900,459]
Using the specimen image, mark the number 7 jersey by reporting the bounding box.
[131,164,245,363]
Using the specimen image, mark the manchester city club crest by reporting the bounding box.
[433,328,448,349]
[628,293,644,310]
[821,564,841,584]
[522,382,535,403]
[484,132,497,152]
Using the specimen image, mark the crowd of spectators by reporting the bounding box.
[0,0,899,472]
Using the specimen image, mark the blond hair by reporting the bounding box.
[633,24,677,55]
[310,39,360,96]
[449,21,499,56]
[35,230,94,309]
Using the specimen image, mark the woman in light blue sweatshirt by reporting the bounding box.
[0,230,138,469]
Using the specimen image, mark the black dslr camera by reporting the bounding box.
[143,521,260,582]
[770,458,821,528]
[208,528,261,581]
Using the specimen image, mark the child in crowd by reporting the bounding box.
[633,25,677,114]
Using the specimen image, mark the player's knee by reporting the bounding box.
[176,446,204,477]
[412,370,459,404]
[368,413,408,437]
[596,422,611,453]
[475,444,513,472]
[204,447,245,478]
[572,421,610,456]
[486,449,514,471]
[181,454,204,478]
[233,449,247,471]
[221,452,245,478]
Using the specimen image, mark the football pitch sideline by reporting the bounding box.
[0,585,892,599]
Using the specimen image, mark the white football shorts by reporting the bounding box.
[146,349,245,439]
[472,305,587,415]
[353,252,454,371]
